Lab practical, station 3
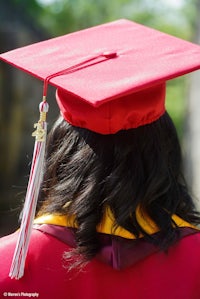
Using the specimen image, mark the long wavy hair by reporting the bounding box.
[37,112,200,264]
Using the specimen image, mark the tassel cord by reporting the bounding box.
[9,101,49,279]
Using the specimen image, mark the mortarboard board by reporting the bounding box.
[1,18,200,134]
[1,19,200,279]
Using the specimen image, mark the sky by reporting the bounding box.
[37,0,185,9]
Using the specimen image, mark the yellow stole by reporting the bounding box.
[34,207,198,239]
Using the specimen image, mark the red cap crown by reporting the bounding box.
[56,83,166,134]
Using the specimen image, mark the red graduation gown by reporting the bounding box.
[0,222,200,299]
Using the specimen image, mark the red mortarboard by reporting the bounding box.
[1,19,200,134]
[1,19,200,280]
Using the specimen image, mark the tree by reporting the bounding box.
[184,0,200,210]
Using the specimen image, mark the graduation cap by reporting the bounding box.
[2,19,200,134]
[1,19,200,279]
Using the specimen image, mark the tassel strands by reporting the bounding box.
[9,97,49,279]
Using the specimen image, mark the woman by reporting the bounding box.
[1,109,200,298]
[1,19,200,299]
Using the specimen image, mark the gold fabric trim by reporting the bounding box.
[34,207,197,239]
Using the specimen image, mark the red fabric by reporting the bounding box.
[1,229,200,299]
[35,224,199,270]
[1,19,200,105]
[56,83,165,134]
[1,19,200,133]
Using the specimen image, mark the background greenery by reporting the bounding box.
[0,0,199,236]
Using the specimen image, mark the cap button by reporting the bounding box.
[102,51,117,59]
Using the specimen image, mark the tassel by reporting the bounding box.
[9,97,49,279]
[8,53,117,279]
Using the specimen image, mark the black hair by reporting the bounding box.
[37,112,200,265]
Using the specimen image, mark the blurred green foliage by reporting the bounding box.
[166,78,187,139]
[35,0,193,38]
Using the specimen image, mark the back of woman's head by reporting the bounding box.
[37,111,199,259]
